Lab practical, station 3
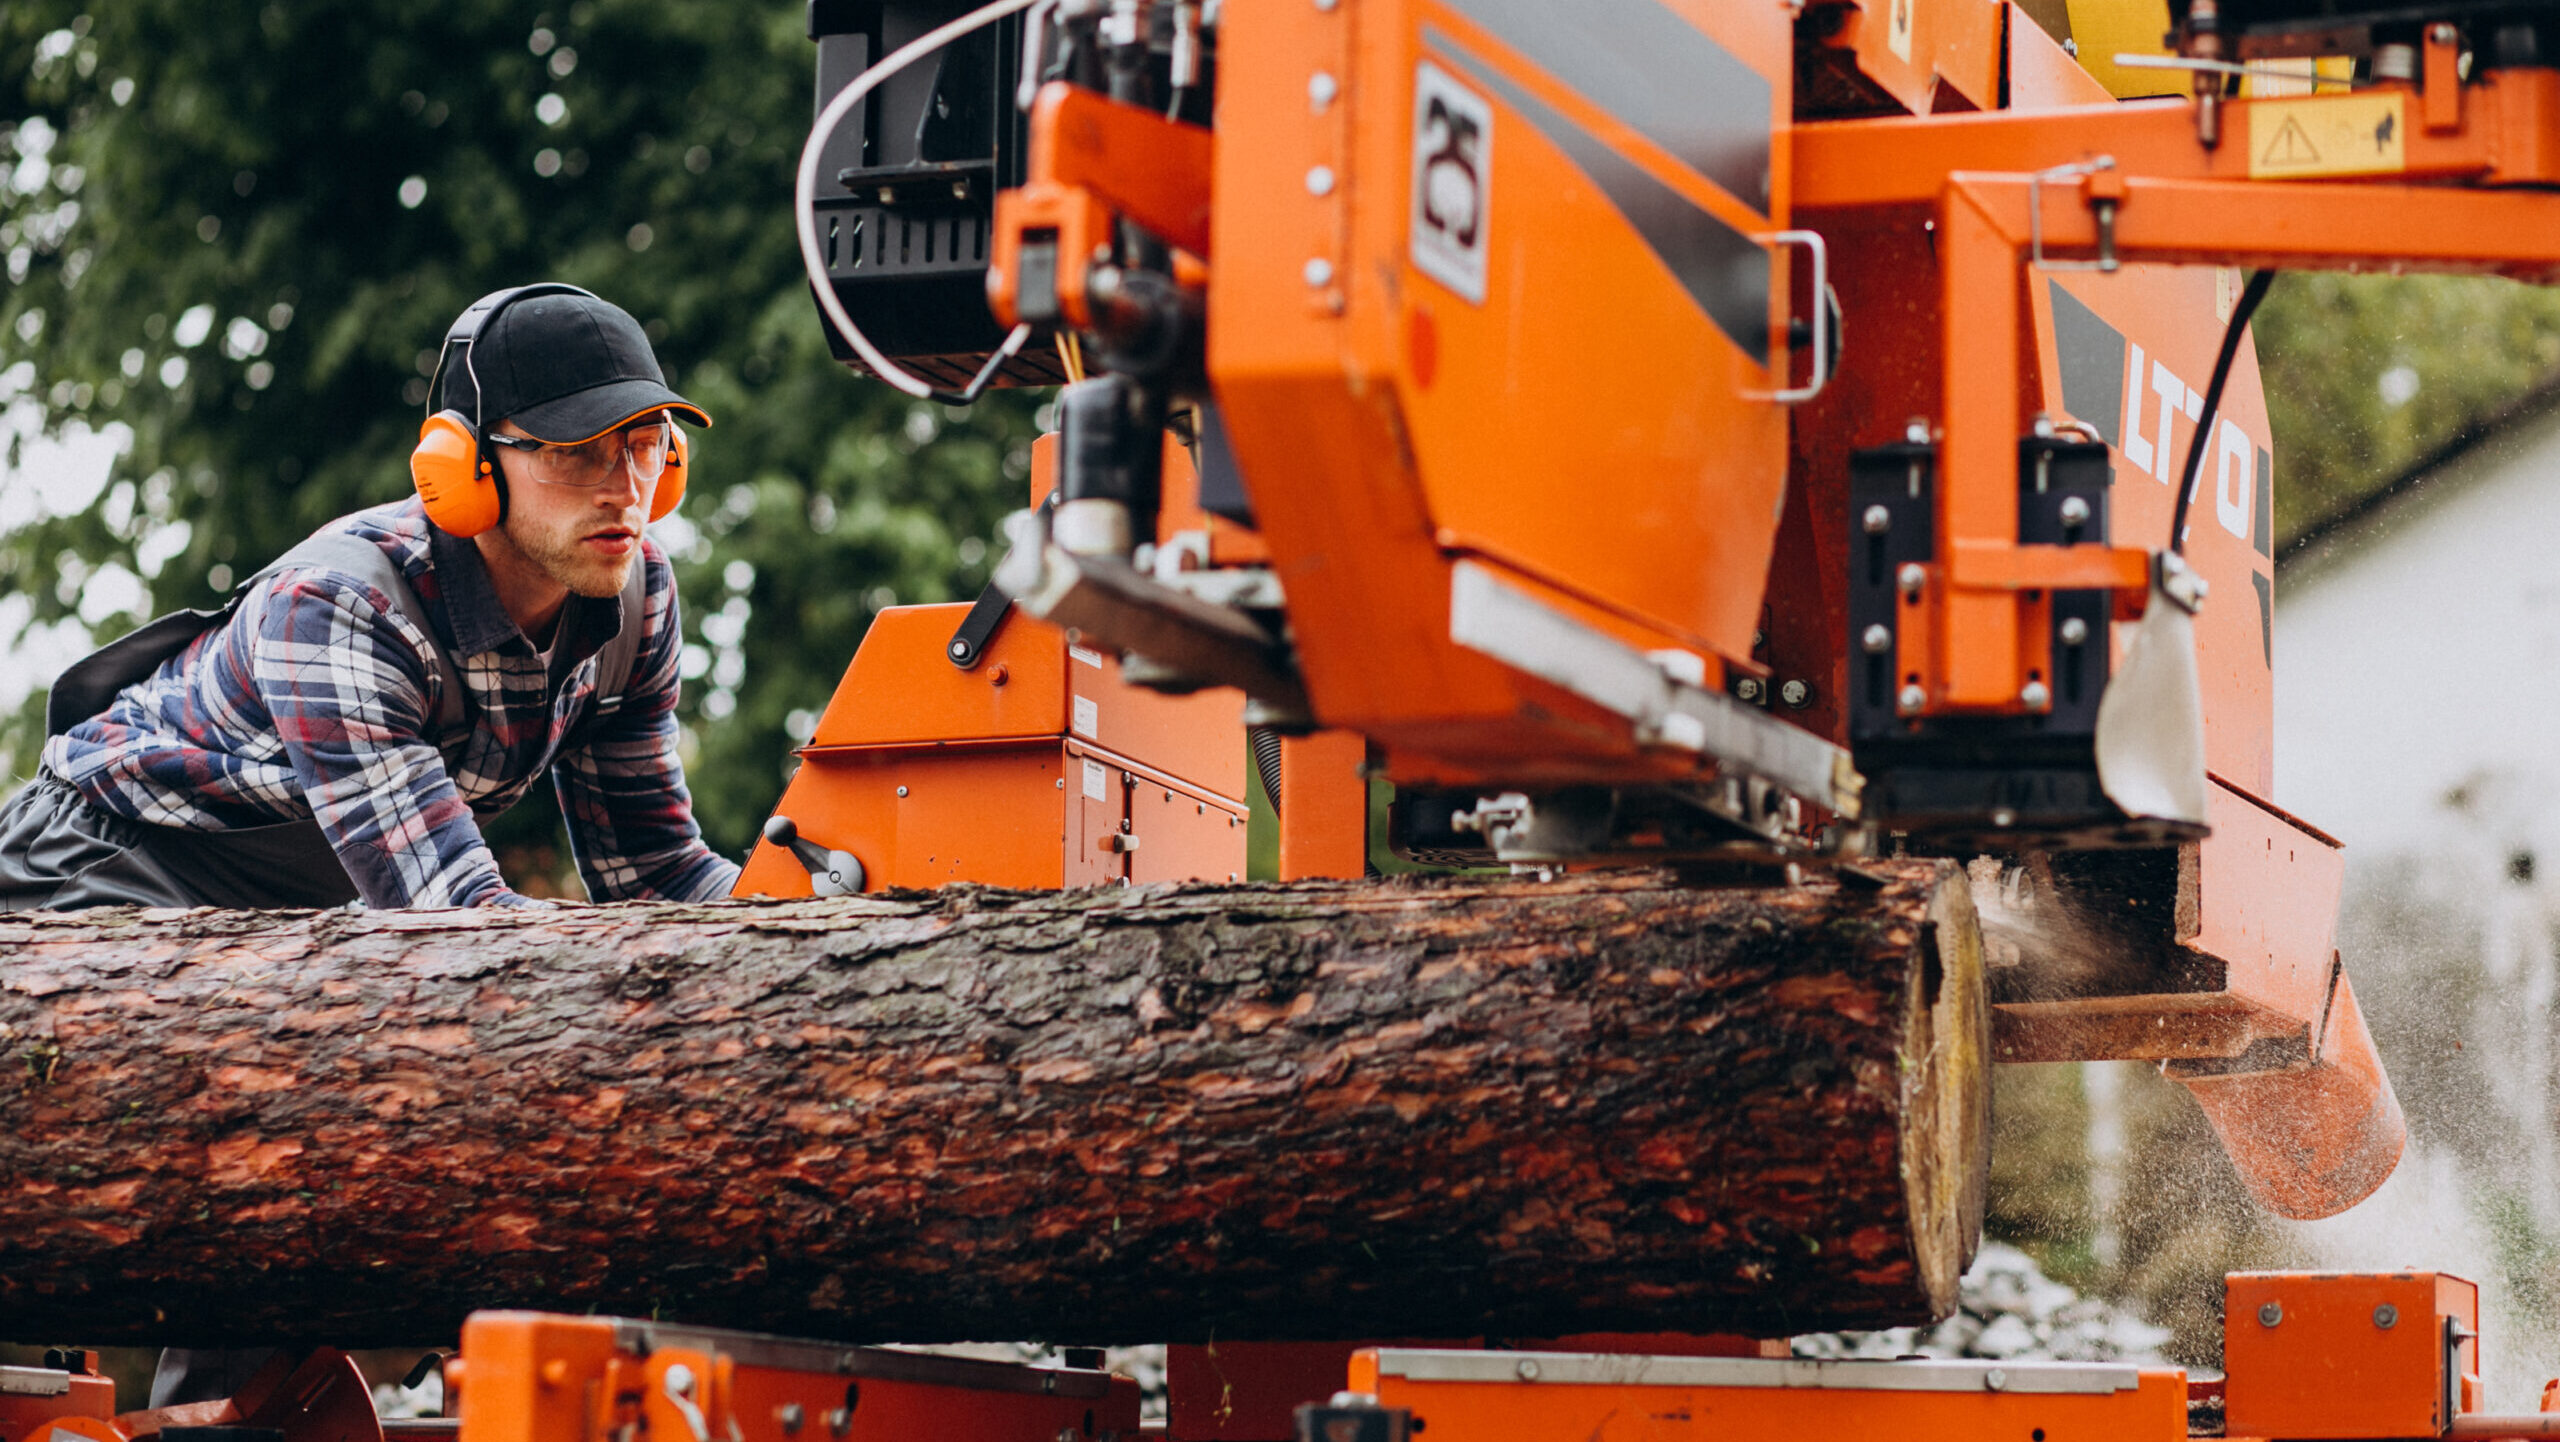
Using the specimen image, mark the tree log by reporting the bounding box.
[0,863,1986,1347]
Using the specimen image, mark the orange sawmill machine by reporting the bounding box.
[24,3,2560,1442]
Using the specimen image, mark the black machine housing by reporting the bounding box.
[807,0,1064,388]
[1844,433,2187,851]
[2166,0,2560,58]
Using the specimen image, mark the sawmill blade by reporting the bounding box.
[2093,552,2210,828]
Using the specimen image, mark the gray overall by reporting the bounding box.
[0,531,641,910]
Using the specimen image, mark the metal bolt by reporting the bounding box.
[1862,624,1893,654]
[1985,1368,2008,1392]
[2021,680,2051,709]
[1780,679,1811,708]
[1515,1359,1540,1381]
[2260,1301,2284,1327]
[2374,1303,2399,1329]
[896,785,909,797]
[1862,504,1892,535]
[949,640,971,659]
[1905,419,1930,445]
[780,1405,805,1435]
[1308,72,1338,109]
[1306,165,1336,196]
[1990,808,2017,828]
[2032,415,2057,439]
[1897,684,1926,714]
[2432,22,2458,42]
[1303,257,1335,287]
[1897,562,1926,595]
[2059,495,2092,527]
[1314,0,1337,10]
[2059,617,2089,646]
[1735,677,1764,703]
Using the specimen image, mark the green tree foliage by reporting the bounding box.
[0,1,1039,867]
[2257,272,2560,547]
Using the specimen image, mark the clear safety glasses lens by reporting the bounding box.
[525,421,673,489]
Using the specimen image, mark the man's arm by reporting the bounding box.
[552,558,741,902]
[249,574,521,908]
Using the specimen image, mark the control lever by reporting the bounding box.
[763,815,864,897]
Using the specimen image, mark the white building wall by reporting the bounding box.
[2278,398,2560,863]
[2274,397,2560,1405]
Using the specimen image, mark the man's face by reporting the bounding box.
[490,417,656,600]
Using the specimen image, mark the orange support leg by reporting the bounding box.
[1277,730,1368,880]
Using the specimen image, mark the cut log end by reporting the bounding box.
[0,862,1989,1346]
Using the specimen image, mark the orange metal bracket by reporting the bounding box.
[1921,165,2560,712]
[989,81,1213,330]
[1792,69,2560,208]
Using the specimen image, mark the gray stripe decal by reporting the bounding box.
[1430,28,1768,363]
[1439,0,1772,213]
[2253,445,2272,556]
[2049,281,2125,448]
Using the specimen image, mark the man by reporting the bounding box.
[0,284,740,910]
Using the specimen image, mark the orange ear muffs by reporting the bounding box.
[412,410,504,538]
[648,423,688,522]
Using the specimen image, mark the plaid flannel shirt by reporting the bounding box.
[44,499,740,908]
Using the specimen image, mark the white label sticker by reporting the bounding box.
[1411,60,1491,305]
[1068,644,1105,668]
[1082,758,1108,801]
[1072,694,1099,738]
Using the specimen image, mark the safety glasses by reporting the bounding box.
[487,414,674,490]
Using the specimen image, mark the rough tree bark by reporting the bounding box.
[0,863,1986,1347]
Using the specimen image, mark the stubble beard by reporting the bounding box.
[504,511,640,599]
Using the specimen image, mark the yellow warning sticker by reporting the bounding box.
[2247,93,2406,179]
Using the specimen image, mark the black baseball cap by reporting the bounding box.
[437,287,711,443]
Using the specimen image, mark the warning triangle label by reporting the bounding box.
[2260,115,2320,168]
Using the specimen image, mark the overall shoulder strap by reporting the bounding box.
[253,530,468,734]
[592,554,651,704]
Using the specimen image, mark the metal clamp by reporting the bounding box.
[2028,157,2118,273]
[1749,229,1831,404]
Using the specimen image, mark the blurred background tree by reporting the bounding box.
[0,0,1041,885]
[2259,272,2560,547]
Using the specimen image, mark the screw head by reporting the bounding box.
[1303,256,1335,287]
[1862,504,1892,535]
[1516,1359,1540,1381]
[1990,808,2017,828]
[1905,418,1930,444]
[1862,623,1893,654]
[1984,1368,2007,1392]
[1780,679,1811,708]
[1308,72,1339,108]
[1898,562,1926,594]
[2059,495,2092,527]
[2374,1303,2399,1329]
[2260,1301,2284,1327]
[1305,165,1336,196]
[950,640,971,659]
[1897,683,1927,715]
[1735,677,1764,702]
[2059,617,2090,646]
[2021,680,2051,709]
[895,785,909,798]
